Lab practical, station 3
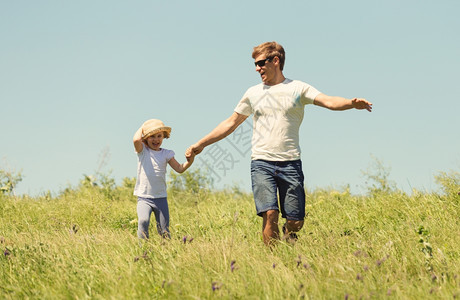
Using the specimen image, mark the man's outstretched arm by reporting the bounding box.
[314,93,372,112]
[186,112,248,157]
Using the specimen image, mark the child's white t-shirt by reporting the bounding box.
[234,78,321,161]
[134,146,175,199]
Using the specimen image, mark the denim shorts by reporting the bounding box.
[250,159,306,220]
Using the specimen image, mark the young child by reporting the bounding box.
[133,119,194,239]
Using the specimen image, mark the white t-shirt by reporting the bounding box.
[234,78,321,161]
[134,146,175,199]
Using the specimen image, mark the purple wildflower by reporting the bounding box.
[230,260,236,272]
[182,236,194,244]
[212,282,221,291]
[4,248,10,257]
[272,263,276,269]
[356,273,363,281]
[296,255,302,267]
[376,254,389,266]
[353,250,368,257]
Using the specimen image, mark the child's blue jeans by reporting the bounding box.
[137,197,170,239]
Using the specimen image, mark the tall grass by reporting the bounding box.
[1,171,459,299]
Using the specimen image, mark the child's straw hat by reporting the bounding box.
[142,119,172,139]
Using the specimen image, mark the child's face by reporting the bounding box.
[145,132,164,151]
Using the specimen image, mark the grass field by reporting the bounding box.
[1,170,459,299]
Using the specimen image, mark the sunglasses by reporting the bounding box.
[254,57,272,67]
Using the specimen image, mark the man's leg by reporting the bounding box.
[262,209,280,246]
[251,160,279,246]
[283,220,304,241]
[278,160,306,242]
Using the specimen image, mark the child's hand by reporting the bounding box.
[186,152,195,163]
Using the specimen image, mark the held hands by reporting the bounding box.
[186,150,195,163]
[352,98,373,112]
[185,143,204,159]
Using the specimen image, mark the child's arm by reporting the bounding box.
[133,127,144,153]
[168,153,195,174]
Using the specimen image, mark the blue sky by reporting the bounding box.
[1,0,459,196]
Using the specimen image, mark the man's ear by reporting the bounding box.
[272,56,281,68]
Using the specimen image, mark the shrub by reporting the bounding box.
[168,168,213,194]
[434,170,460,198]
[0,168,22,195]
[362,156,396,195]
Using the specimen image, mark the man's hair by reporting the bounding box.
[252,41,286,71]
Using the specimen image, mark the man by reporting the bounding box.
[186,41,372,246]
